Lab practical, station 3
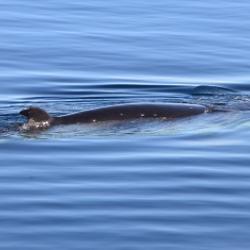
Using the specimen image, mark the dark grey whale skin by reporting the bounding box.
[20,103,207,128]
[54,103,206,125]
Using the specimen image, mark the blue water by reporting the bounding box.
[1,0,250,249]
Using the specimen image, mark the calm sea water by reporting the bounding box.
[1,0,250,249]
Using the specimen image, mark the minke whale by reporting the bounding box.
[19,103,209,130]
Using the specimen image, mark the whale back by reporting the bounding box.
[19,103,209,130]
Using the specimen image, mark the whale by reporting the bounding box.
[19,103,208,130]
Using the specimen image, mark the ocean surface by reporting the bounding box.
[1,0,250,249]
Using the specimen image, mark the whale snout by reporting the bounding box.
[20,109,29,117]
[19,107,51,122]
[19,107,53,131]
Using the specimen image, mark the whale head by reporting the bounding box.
[19,107,53,130]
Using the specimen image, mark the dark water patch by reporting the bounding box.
[192,85,236,95]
